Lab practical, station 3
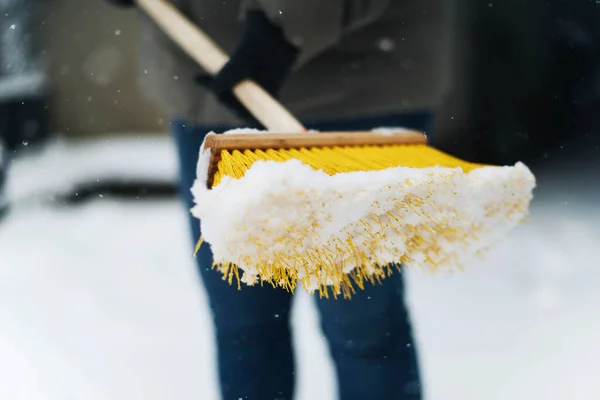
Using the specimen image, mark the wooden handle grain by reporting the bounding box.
[136,0,305,132]
[204,130,428,152]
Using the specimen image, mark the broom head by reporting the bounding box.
[191,129,536,298]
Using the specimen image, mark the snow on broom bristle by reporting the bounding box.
[190,132,536,299]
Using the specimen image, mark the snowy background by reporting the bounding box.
[1,135,599,399]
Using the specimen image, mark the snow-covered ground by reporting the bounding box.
[1,136,599,399]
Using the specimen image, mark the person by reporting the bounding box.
[105,1,455,399]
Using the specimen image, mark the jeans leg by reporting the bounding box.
[308,112,432,400]
[315,273,421,400]
[171,120,296,400]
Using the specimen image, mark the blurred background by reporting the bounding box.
[0,0,599,399]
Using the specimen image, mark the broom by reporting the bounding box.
[138,0,536,298]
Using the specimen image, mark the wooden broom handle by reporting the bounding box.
[136,0,306,132]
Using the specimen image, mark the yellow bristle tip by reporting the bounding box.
[211,144,486,187]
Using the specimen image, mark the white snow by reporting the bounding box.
[1,136,599,400]
[0,71,46,100]
[5,135,177,209]
[221,128,267,134]
[372,126,417,136]
[217,127,415,136]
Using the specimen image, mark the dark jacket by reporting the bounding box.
[136,0,456,125]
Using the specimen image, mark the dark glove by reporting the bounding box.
[104,0,135,7]
[196,10,299,127]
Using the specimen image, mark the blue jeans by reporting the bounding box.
[172,112,432,400]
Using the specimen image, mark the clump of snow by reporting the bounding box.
[190,141,536,293]
[217,127,412,136]
[372,127,411,135]
[372,127,428,140]
[221,128,266,135]
[220,128,309,134]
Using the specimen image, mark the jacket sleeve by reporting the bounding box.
[241,0,390,64]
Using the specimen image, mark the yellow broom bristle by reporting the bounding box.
[212,144,485,187]
[192,139,535,299]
